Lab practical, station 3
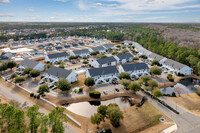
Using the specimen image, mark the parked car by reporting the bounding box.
[103,91,108,95]
[52,86,57,90]
[39,81,45,85]
[49,85,54,89]
[115,88,119,92]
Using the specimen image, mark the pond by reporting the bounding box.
[161,78,200,95]
[66,97,131,117]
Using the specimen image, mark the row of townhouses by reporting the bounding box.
[124,40,193,75]
[86,62,150,84]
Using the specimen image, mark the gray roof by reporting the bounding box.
[91,46,106,51]
[46,66,72,78]
[88,66,119,77]
[96,56,117,65]
[116,53,133,60]
[163,59,187,70]
[55,46,63,50]
[121,63,149,72]
[149,53,165,61]
[20,58,42,68]
[103,44,115,49]
[47,52,68,59]
[72,49,90,55]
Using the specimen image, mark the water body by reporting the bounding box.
[161,78,200,95]
[66,97,131,117]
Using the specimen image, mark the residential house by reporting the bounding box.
[85,66,119,84]
[118,63,150,79]
[70,49,90,57]
[72,43,78,47]
[162,59,193,75]
[91,56,117,68]
[55,46,63,51]
[18,58,46,71]
[103,44,115,50]
[29,49,43,56]
[44,66,77,83]
[45,52,69,63]
[114,53,133,64]
[89,46,106,53]
[148,53,167,64]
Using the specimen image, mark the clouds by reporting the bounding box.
[26,8,35,12]
[0,13,14,17]
[0,0,9,3]
[54,0,68,2]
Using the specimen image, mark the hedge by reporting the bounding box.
[167,74,174,82]
[89,91,101,98]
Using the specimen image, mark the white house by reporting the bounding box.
[89,46,106,53]
[70,49,90,57]
[118,63,150,79]
[45,52,69,63]
[148,53,167,64]
[44,66,77,83]
[18,58,46,71]
[91,56,117,68]
[85,66,119,84]
[114,53,133,64]
[161,59,193,75]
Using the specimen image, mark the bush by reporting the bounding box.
[30,93,34,97]
[150,67,162,75]
[89,91,101,98]
[196,88,200,96]
[36,95,40,99]
[172,92,176,97]
[79,88,83,93]
[133,57,139,60]
[34,95,37,98]
[167,74,174,82]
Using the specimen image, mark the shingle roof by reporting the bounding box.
[64,45,70,48]
[72,49,90,55]
[91,46,106,51]
[103,44,115,49]
[116,53,133,60]
[96,56,117,65]
[121,63,149,72]
[88,66,119,77]
[47,52,68,59]
[55,46,63,50]
[20,58,41,68]
[149,53,165,61]
[46,66,72,79]
[163,59,186,70]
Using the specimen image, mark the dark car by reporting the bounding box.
[115,88,119,92]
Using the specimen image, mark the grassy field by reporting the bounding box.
[167,93,200,115]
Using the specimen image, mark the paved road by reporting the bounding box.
[0,83,77,133]
[139,92,200,133]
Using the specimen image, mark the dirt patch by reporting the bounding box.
[167,93,200,115]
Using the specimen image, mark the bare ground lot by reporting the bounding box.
[167,93,200,115]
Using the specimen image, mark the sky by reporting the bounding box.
[0,0,200,23]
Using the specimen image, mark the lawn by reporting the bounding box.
[167,93,200,115]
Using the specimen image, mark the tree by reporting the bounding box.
[197,61,200,75]
[133,57,139,61]
[39,115,48,133]
[106,103,124,127]
[7,61,17,70]
[37,85,49,95]
[27,105,41,133]
[59,64,65,69]
[14,76,26,84]
[152,88,163,97]
[83,60,88,64]
[84,77,95,88]
[140,75,151,86]
[49,107,66,133]
[23,68,33,75]
[30,69,41,79]
[120,79,131,90]
[147,79,158,91]
[97,105,108,121]
[150,67,162,75]
[10,73,17,79]
[57,78,71,91]
[83,56,88,59]
[119,72,130,80]
[151,60,160,66]
[91,113,103,128]
[128,82,141,92]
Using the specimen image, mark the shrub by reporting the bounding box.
[167,74,174,82]
[133,57,139,60]
[79,88,83,93]
[36,95,40,99]
[172,92,176,97]
[150,67,162,75]
[196,88,200,96]
[89,91,101,98]
[34,95,37,98]
[30,93,34,97]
